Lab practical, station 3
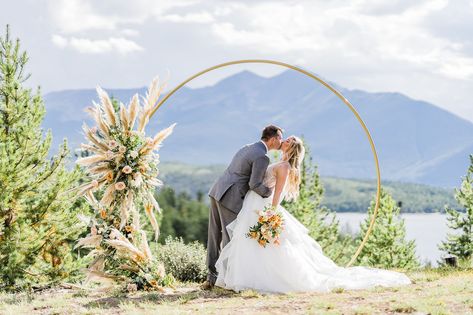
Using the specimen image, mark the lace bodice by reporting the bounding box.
[263,163,278,188]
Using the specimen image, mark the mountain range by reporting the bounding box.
[42,69,473,188]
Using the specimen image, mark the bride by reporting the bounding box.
[215,136,412,293]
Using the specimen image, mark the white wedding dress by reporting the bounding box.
[215,162,412,293]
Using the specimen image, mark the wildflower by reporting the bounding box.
[119,145,126,153]
[129,150,139,159]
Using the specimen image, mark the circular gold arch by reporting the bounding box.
[149,59,381,267]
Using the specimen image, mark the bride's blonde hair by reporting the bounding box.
[284,136,305,201]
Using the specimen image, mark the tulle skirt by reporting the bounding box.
[215,191,412,293]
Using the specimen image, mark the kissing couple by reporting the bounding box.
[203,125,411,293]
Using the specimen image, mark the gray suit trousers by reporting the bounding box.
[206,196,237,284]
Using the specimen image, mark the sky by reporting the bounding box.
[1,0,473,122]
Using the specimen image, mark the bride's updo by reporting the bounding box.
[283,136,305,201]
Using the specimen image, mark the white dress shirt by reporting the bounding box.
[260,140,269,153]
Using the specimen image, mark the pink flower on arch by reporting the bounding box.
[122,166,133,174]
[115,182,126,191]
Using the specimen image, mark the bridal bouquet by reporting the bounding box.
[247,205,285,247]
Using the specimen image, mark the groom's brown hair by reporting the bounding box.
[261,125,283,141]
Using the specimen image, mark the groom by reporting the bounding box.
[203,125,284,289]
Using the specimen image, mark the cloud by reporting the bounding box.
[51,35,143,54]
[355,0,431,16]
[422,0,473,54]
[206,0,473,80]
[48,0,201,34]
[51,34,68,48]
[48,0,118,33]
[8,0,473,122]
[211,2,329,54]
[159,11,215,23]
[43,1,473,82]
[120,29,140,37]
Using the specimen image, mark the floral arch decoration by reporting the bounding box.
[76,60,381,291]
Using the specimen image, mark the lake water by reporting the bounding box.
[335,212,452,266]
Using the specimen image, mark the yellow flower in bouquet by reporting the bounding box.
[246,205,285,247]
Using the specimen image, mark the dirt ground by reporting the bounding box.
[1,268,472,314]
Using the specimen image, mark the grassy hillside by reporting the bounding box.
[159,162,460,213]
[1,268,472,314]
[322,177,460,213]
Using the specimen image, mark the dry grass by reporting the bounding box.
[1,267,472,315]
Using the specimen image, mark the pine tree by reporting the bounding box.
[438,154,473,264]
[355,187,419,269]
[282,145,356,265]
[0,25,88,290]
[156,187,209,245]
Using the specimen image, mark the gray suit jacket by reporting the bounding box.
[209,141,272,214]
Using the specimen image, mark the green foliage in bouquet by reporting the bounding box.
[282,145,357,265]
[0,25,89,291]
[155,236,207,283]
[74,76,176,291]
[355,187,420,269]
[439,154,473,265]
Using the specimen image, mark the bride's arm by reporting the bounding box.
[271,162,290,208]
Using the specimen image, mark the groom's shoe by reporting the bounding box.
[200,280,214,291]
